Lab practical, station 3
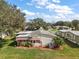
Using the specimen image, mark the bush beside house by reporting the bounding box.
[54,37,64,50]
[21,41,32,47]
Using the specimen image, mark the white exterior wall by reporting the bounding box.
[61,32,65,37]
[40,37,53,47]
[67,32,79,44]
[75,36,79,44]
[64,32,67,38]
[33,43,41,47]
[58,30,79,44]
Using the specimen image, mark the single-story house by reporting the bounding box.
[55,26,71,30]
[56,30,79,45]
[56,30,70,38]
[67,31,79,44]
[16,29,56,48]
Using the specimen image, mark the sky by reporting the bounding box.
[5,0,79,23]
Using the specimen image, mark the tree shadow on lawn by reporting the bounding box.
[0,38,4,48]
[9,37,17,47]
[0,37,16,48]
[63,39,79,48]
[8,41,17,47]
[8,37,17,47]
[0,38,10,48]
[2,37,17,47]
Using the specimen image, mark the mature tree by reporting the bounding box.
[0,0,26,36]
[53,21,72,28]
[64,21,72,27]
[52,19,79,30]
[54,21,64,26]
[72,20,79,30]
[26,18,49,30]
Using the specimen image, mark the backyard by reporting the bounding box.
[0,37,79,59]
[0,0,79,59]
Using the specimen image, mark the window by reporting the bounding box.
[36,40,41,43]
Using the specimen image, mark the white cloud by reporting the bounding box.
[22,0,79,22]
[35,6,42,9]
[26,3,33,6]
[70,14,79,19]
[17,7,21,9]
[46,3,74,14]
[32,0,49,6]
[24,10,79,22]
[25,12,65,22]
[39,13,53,22]
[46,4,55,9]
[22,10,35,16]
[25,12,53,22]
[55,13,79,21]
[29,0,74,15]
[52,0,60,3]
[55,6,74,14]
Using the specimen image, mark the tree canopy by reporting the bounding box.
[72,20,79,30]
[26,18,52,30]
[53,19,79,30]
[0,0,26,36]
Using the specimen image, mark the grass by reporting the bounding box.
[0,35,79,59]
[49,29,58,33]
[50,29,58,31]
[0,45,79,59]
[0,39,79,59]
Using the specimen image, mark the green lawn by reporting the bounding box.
[49,29,59,34]
[0,39,79,59]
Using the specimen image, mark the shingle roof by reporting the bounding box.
[16,34,31,38]
[59,30,79,36]
[31,29,56,37]
[16,31,32,35]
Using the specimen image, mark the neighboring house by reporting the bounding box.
[56,30,70,38]
[16,28,56,48]
[55,26,71,30]
[57,30,79,45]
[67,31,79,44]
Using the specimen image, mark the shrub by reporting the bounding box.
[21,42,26,46]
[0,40,3,48]
[20,41,32,47]
[54,37,64,46]
[9,41,17,47]
[25,41,32,47]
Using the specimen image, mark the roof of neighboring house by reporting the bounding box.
[56,26,69,28]
[69,31,79,36]
[59,30,70,32]
[59,30,79,36]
